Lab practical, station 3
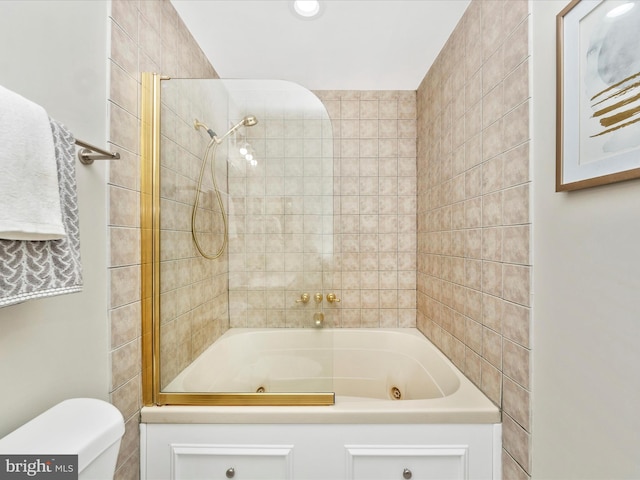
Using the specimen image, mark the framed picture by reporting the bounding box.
[556,0,640,191]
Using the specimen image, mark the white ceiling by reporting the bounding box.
[170,0,471,91]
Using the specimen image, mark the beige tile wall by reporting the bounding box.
[415,0,532,477]
[226,90,417,329]
[158,81,230,389]
[227,100,334,328]
[108,1,217,478]
[316,90,418,328]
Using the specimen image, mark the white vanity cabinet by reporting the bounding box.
[141,423,501,480]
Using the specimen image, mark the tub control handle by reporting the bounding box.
[326,293,341,303]
[296,293,310,304]
[402,468,412,479]
[226,467,235,478]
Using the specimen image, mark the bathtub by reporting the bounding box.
[141,328,501,479]
[144,328,500,424]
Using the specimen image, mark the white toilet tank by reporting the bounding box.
[0,398,125,479]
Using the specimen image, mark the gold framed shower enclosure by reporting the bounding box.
[140,73,334,406]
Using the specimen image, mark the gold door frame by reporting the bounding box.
[140,72,334,406]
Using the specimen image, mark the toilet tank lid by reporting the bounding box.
[0,398,125,472]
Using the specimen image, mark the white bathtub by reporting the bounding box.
[143,328,500,424]
[141,329,502,479]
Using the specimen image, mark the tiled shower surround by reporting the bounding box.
[228,90,417,328]
[416,1,532,478]
[226,90,336,328]
[318,91,418,328]
[106,0,533,479]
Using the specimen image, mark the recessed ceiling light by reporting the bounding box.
[606,2,634,18]
[293,0,322,19]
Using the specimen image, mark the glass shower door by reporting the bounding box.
[142,74,335,405]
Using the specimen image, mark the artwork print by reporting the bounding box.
[581,1,640,161]
[557,0,640,190]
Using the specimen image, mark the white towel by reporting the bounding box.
[0,84,66,240]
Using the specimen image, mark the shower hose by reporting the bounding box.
[192,138,228,260]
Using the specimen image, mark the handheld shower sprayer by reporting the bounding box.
[214,115,258,143]
[194,115,258,144]
[191,114,259,260]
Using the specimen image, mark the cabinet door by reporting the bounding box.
[170,444,293,480]
[346,445,468,480]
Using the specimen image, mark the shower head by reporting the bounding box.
[243,115,258,127]
[214,115,259,144]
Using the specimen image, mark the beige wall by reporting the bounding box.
[108,0,217,478]
[227,88,335,328]
[531,1,640,478]
[227,89,417,329]
[318,90,418,327]
[415,0,531,477]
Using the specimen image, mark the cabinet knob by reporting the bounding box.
[226,467,235,478]
[402,468,412,479]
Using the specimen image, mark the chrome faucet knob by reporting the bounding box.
[326,293,341,303]
[296,293,310,304]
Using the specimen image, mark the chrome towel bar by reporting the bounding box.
[75,139,120,165]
